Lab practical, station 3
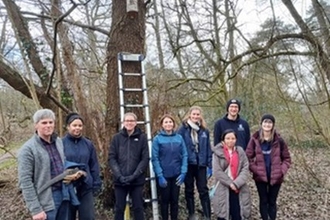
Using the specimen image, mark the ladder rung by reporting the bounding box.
[121,72,144,76]
[144,198,158,203]
[120,121,145,125]
[118,53,144,62]
[145,176,156,181]
[121,104,149,108]
[122,104,144,108]
[121,88,144,92]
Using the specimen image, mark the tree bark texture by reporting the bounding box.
[105,0,146,142]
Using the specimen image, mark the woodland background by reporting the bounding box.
[0,0,330,219]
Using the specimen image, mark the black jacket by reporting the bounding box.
[108,127,149,186]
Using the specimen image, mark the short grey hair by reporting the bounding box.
[33,109,56,124]
[124,112,137,120]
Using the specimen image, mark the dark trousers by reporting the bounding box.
[69,191,95,220]
[229,189,241,220]
[255,182,281,220]
[114,185,144,220]
[184,165,211,218]
[159,176,180,220]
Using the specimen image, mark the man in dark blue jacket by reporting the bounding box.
[213,99,250,150]
[108,112,149,220]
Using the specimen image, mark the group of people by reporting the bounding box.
[149,100,291,220]
[18,98,291,220]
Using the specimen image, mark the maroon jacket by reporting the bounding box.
[245,131,291,185]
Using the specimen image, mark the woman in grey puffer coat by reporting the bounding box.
[212,129,251,220]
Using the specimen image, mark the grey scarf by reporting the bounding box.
[187,119,200,153]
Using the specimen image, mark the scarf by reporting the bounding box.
[187,119,200,153]
[223,145,239,180]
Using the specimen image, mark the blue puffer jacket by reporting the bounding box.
[62,134,102,195]
[152,130,188,178]
[177,122,212,168]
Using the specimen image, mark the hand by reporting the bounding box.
[63,170,86,184]
[207,167,212,179]
[230,183,239,193]
[32,211,47,220]
[125,175,136,183]
[158,176,167,188]
[119,176,130,185]
[176,173,186,186]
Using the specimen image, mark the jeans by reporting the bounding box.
[256,182,281,220]
[45,190,63,220]
[159,176,180,220]
[69,191,95,220]
[114,185,145,220]
[184,165,210,218]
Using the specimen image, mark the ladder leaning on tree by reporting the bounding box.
[117,52,159,220]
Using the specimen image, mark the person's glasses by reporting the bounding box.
[124,120,136,123]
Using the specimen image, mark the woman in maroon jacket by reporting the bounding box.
[245,114,291,220]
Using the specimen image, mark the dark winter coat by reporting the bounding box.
[108,127,149,186]
[213,114,250,149]
[177,122,212,168]
[62,134,102,194]
[245,131,291,185]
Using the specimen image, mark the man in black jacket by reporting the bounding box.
[108,112,149,220]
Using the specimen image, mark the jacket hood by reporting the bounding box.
[120,126,142,137]
[223,113,241,122]
[212,143,225,157]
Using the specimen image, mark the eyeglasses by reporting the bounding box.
[124,120,136,123]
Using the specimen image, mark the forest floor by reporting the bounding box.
[0,147,329,219]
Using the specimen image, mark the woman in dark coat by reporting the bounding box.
[62,113,102,220]
[177,106,213,219]
[245,114,291,220]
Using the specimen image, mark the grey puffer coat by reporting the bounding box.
[212,144,251,220]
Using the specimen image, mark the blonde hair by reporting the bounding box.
[182,106,207,129]
[159,114,177,130]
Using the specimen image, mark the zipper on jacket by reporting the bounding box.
[127,136,131,174]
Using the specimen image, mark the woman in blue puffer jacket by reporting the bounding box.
[152,114,188,220]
